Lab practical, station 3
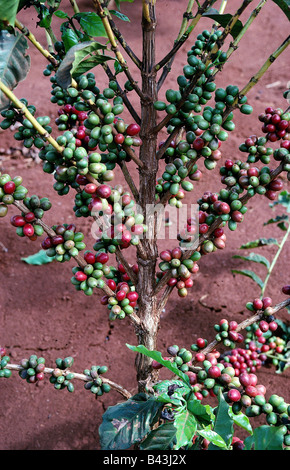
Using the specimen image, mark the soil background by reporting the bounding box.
[0,0,290,451]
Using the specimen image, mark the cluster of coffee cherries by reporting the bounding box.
[41,223,86,262]
[0,100,52,150]
[156,247,200,297]
[259,107,290,142]
[83,365,111,398]
[0,347,12,379]
[18,354,46,384]
[239,134,274,165]
[273,145,290,182]
[89,185,147,252]
[0,173,28,218]
[100,279,139,321]
[71,250,110,297]
[50,356,75,393]
[10,194,51,241]
[152,344,194,373]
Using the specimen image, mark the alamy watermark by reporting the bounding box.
[90,202,200,251]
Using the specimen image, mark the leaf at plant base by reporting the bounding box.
[0,30,30,111]
[228,409,253,435]
[202,9,244,39]
[55,41,108,88]
[271,0,290,20]
[232,253,270,270]
[75,12,108,37]
[231,269,264,290]
[239,238,279,249]
[208,390,233,450]
[99,393,162,450]
[174,408,197,449]
[0,0,20,26]
[244,425,284,450]
[21,249,55,265]
[140,422,176,450]
[126,344,190,385]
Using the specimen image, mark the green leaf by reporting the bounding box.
[55,41,108,88]
[153,379,191,406]
[197,427,228,448]
[187,395,214,426]
[21,249,55,265]
[99,393,162,450]
[140,422,176,450]
[264,214,289,227]
[37,5,52,29]
[208,390,234,450]
[61,28,80,52]
[231,269,264,290]
[271,0,290,20]
[71,53,113,77]
[239,238,279,249]
[244,425,284,450]
[233,253,270,270]
[114,60,123,75]
[228,409,253,435]
[110,10,130,22]
[174,408,197,449]
[270,190,290,213]
[202,9,244,39]
[0,0,20,26]
[75,12,108,37]
[126,344,190,385]
[0,30,30,111]
[53,10,69,19]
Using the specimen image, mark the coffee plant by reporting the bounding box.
[0,0,290,451]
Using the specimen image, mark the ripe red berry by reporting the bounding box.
[3,181,16,194]
[74,271,87,282]
[126,123,141,136]
[208,366,221,379]
[10,215,26,227]
[227,388,241,402]
[282,285,290,295]
[23,223,34,237]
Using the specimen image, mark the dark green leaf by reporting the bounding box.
[264,214,289,227]
[153,379,191,406]
[174,409,197,449]
[244,425,284,450]
[0,30,30,111]
[187,395,214,426]
[61,28,80,52]
[239,238,279,249]
[140,422,176,450]
[232,253,270,270]
[53,10,69,19]
[99,393,162,450]
[55,41,108,88]
[231,269,264,290]
[208,390,233,450]
[21,249,55,265]
[126,344,190,385]
[202,9,244,39]
[71,53,113,77]
[110,10,130,22]
[114,60,123,75]
[0,0,20,26]
[271,0,290,20]
[37,5,52,29]
[75,12,108,37]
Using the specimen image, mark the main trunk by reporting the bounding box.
[135,4,159,393]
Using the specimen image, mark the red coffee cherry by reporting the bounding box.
[227,388,241,402]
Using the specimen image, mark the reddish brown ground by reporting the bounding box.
[0,0,290,450]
